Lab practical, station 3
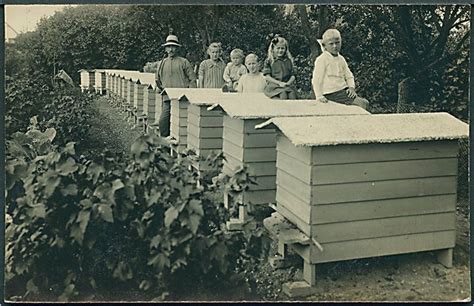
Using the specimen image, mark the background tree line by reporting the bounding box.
[6,4,469,120]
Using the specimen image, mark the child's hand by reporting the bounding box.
[347,87,357,99]
[279,81,287,87]
[318,96,329,103]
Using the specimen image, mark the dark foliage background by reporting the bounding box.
[6,4,469,120]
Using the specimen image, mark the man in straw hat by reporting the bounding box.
[156,34,196,136]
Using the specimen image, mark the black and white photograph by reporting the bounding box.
[4,3,470,302]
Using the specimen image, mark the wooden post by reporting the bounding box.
[436,248,453,268]
[303,260,316,286]
[278,241,288,258]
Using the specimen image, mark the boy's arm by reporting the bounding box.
[236,75,244,92]
[342,57,355,88]
[198,61,205,88]
[184,59,197,88]
[311,57,326,101]
[285,75,296,86]
[341,56,356,98]
[223,64,232,83]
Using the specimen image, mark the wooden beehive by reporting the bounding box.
[105,71,111,96]
[133,80,145,113]
[124,72,140,106]
[88,70,95,90]
[112,74,118,96]
[261,113,468,293]
[143,85,157,122]
[164,88,223,161]
[79,69,90,91]
[169,92,189,153]
[94,69,106,94]
[121,76,127,101]
[213,94,369,210]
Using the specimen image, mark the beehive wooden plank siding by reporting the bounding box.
[133,82,145,112]
[88,71,95,89]
[261,113,468,289]
[79,70,89,89]
[94,70,106,94]
[154,91,164,123]
[187,122,222,138]
[277,168,457,204]
[277,150,458,185]
[143,86,157,123]
[170,98,189,152]
[224,154,276,176]
[223,140,277,162]
[126,80,135,105]
[291,230,456,264]
[277,183,457,224]
[187,104,224,157]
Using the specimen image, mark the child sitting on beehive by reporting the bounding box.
[262,36,298,99]
[223,48,247,92]
[311,29,369,110]
[237,54,267,93]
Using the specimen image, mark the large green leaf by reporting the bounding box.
[98,204,114,223]
[164,206,179,227]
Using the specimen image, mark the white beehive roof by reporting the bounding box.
[137,72,156,89]
[163,88,222,105]
[208,93,369,119]
[257,113,469,146]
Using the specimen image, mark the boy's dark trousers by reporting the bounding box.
[324,88,369,110]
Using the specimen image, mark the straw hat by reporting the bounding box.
[162,34,182,47]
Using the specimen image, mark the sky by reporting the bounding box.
[5,5,76,40]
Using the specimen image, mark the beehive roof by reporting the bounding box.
[138,73,156,89]
[208,93,369,119]
[164,88,222,105]
[258,113,469,146]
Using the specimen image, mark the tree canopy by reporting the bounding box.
[6,4,469,119]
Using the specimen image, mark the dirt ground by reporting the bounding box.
[88,97,470,303]
[243,200,470,303]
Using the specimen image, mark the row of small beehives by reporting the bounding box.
[81,69,468,297]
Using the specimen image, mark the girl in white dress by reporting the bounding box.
[237,54,267,93]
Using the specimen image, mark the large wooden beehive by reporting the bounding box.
[165,88,221,155]
[263,113,468,265]
[214,94,369,209]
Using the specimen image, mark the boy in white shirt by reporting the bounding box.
[311,29,369,110]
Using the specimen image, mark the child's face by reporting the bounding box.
[209,48,221,61]
[274,43,286,58]
[231,55,243,65]
[245,58,259,73]
[324,37,341,55]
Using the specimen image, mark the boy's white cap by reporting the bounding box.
[322,29,341,43]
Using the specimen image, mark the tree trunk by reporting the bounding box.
[397,77,415,113]
[295,5,328,63]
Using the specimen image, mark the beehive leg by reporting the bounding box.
[238,204,248,223]
[282,259,318,298]
[303,260,317,286]
[278,241,288,258]
[436,248,453,268]
[269,241,293,269]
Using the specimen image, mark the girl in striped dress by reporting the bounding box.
[198,42,226,88]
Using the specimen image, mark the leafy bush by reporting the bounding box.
[6,74,93,147]
[6,123,267,301]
